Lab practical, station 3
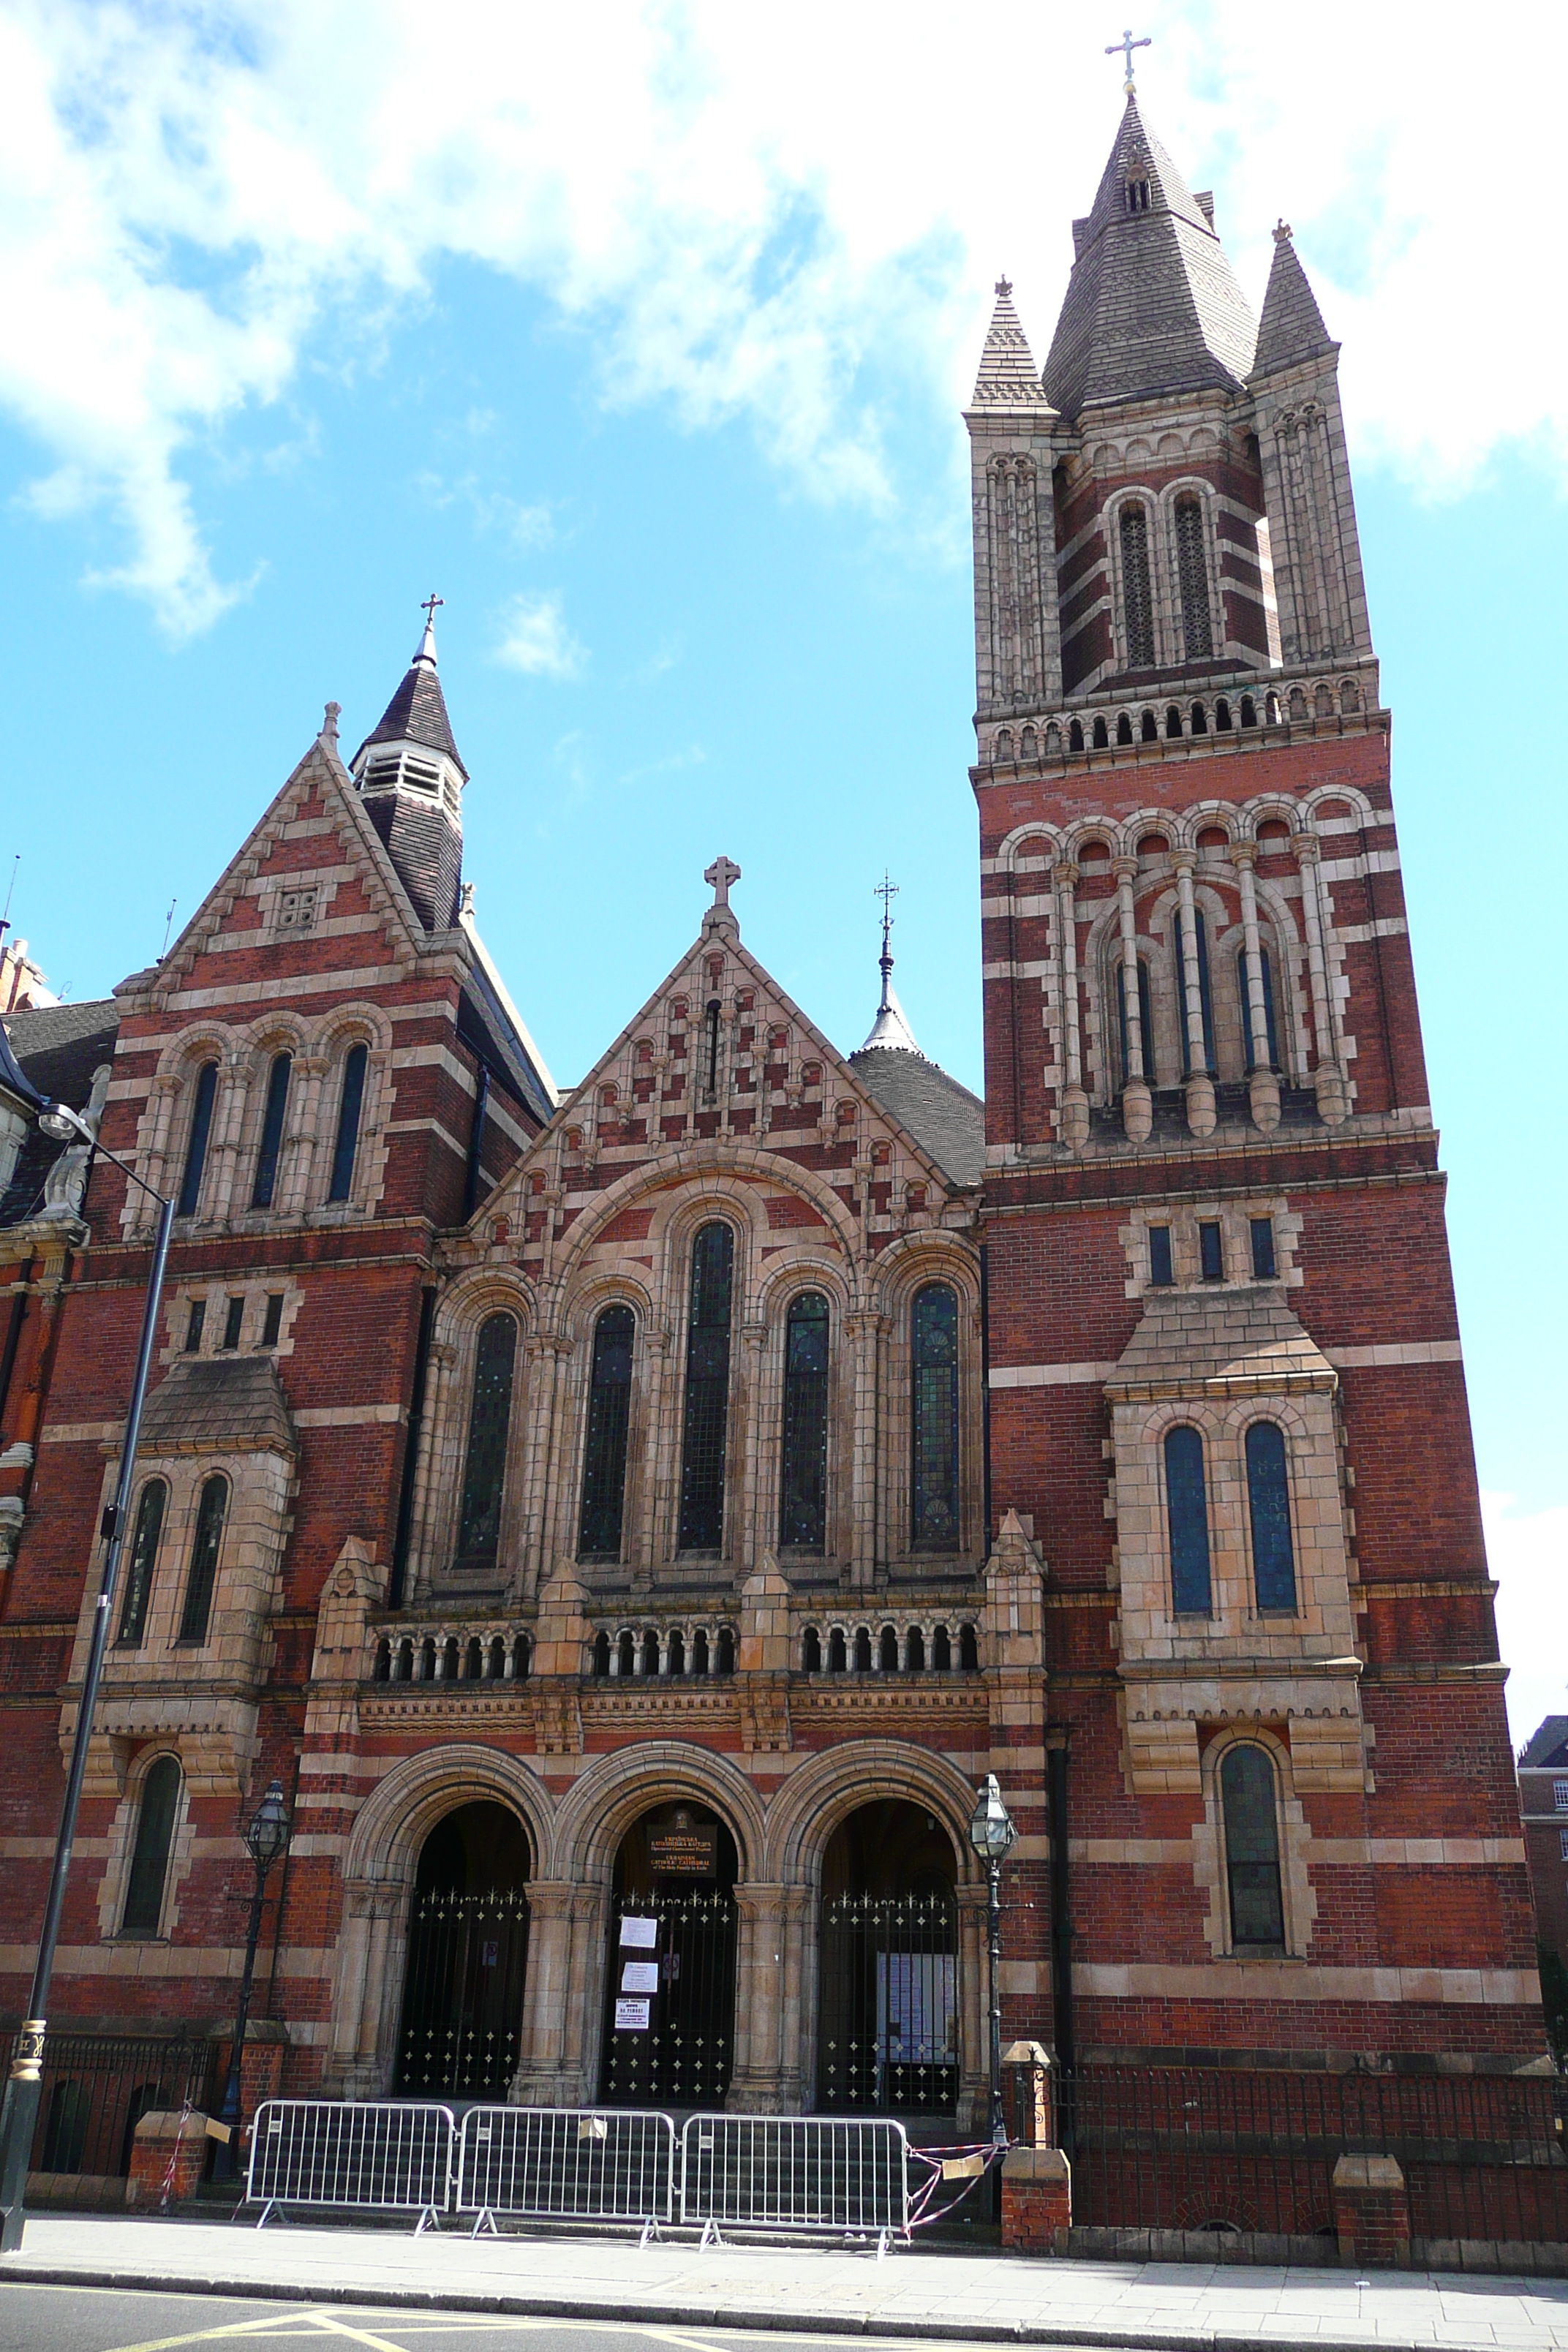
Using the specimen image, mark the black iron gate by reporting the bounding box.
[818,1888,959,2114]
[600,1885,736,2108]
[396,1884,529,2097]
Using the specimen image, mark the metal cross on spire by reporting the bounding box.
[421,592,444,627]
[875,872,899,1009]
[1106,27,1150,92]
[415,590,443,663]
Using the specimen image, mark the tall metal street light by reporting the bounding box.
[968,1772,1017,2149]
[0,1093,175,2251]
[215,1779,292,2179]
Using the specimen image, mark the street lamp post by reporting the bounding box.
[968,1772,1017,2149]
[215,1779,291,2180]
[0,1095,175,2252]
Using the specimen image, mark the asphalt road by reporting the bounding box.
[0,2289,1021,2352]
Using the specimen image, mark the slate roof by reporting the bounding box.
[458,977,556,1128]
[1520,1717,1568,1771]
[848,1046,985,1191]
[137,1355,298,1457]
[0,998,118,1229]
[353,622,467,780]
[1253,226,1335,376]
[1042,96,1257,418]
[1106,1288,1337,1399]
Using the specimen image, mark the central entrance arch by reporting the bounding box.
[395,1800,530,2097]
[600,1801,737,2108]
[818,1800,959,2117]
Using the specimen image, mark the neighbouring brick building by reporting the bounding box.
[1518,1719,1568,1977]
[0,93,1543,2136]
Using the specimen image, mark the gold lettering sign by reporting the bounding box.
[647,1825,717,1876]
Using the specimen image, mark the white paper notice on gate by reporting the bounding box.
[614,1996,652,2031]
[620,1960,659,1994]
[619,1915,657,1948]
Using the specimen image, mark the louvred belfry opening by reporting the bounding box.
[351,602,468,930]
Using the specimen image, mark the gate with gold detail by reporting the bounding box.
[396,1883,531,2097]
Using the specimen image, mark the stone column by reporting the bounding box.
[845,1308,884,1588]
[1112,859,1152,1143]
[726,1882,791,2111]
[512,1880,578,2103]
[327,1877,407,2097]
[520,1333,564,1598]
[1052,861,1088,1153]
[208,1053,252,1225]
[957,1882,991,2139]
[1234,845,1281,1132]
[1172,853,1216,1137]
[287,1054,329,1213]
[137,1074,181,1235]
[404,1341,456,1598]
[1293,832,1348,1123]
[739,1319,768,1574]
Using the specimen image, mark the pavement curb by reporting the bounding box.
[0,2258,1441,2352]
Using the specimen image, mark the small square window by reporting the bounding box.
[183,1300,206,1354]
[1199,1221,1224,1282]
[1558,1829,1568,1862]
[260,1294,284,1348]
[1250,1217,1277,1280]
[221,1297,245,1351]
[276,886,317,931]
[1554,1781,1568,1812]
[1148,1226,1173,1286]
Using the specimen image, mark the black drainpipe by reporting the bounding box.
[979,1240,992,1558]
[462,1062,491,1222]
[388,1286,436,1610]
[1049,1744,1076,2092]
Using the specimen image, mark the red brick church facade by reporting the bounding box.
[0,96,1541,2126]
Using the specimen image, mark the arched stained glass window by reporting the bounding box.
[176,1062,218,1218]
[578,1304,635,1560]
[1179,910,1217,1076]
[779,1291,829,1550]
[117,1479,167,1647]
[1221,1745,1286,1950]
[250,1052,292,1209]
[1239,945,1281,1073]
[1116,957,1156,1087]
[1164,1425,1211,1614]
[122,1755,181,1936]
[679,1223,734,1550]
[456,1313,518,1572]
[911,1283,960,1551]
[327,1043,369,1203]
[1175,497,1213,660]
[177,1475,227,1644]
[1120,503,1156,666]
[1246,1420,1297,1611]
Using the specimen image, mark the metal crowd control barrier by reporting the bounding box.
[679,2114,911,2249]
[456,2107,678,2237]
[246,2100,456,2231]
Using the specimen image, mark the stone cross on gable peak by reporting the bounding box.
[704,854,742,911]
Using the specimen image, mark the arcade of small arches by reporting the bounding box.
[984,672,1367,769]
[366,1612,984,1692]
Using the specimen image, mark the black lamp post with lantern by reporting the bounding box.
[968,1772,1017,2149]
[215,1777,291,2177]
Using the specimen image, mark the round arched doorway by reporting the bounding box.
[818,1800,958,2117]
[600,1801,737,2108]
[395,1800,530,2097]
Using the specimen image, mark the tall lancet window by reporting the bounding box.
[1120,503,1156,667]
[1221,1746,1286,1950]
[578,1304,635,1560]
[1164,1425,1212,1614]
[1175,497,1214,660]
[122,1756,181,1936]
[779,1290,830,1550]
[679,1221,734,1550]
[327,1042,369,1202]
[117,1479,167,1648]
[250,1052,292,1209]
[455,1312,517,1573]
[1245,1421,1297,1612]
[177,1062,219,1218]
[178,1474,228,1644]
[911,1283,960,1550]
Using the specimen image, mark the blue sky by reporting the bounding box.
[2,0,1564,1738]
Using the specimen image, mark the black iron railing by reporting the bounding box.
[7,2030,218,2181]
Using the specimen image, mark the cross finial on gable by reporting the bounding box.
[704,854,741,911]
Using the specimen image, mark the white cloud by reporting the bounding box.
[494,590,585,679]
[1485,1491,1568,1750]
[1,0,1564,632]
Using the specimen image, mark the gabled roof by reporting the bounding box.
[1107,1288,1337,1400]
[1043,95,1257,417]
[138,1354,298,1456]
[969,279,1049,410]
[848,1049,984,1189]
[1520,1716,1568,1770]
[1,999,118,1229]
[353,614,467,780]
[1253,224,1336,377]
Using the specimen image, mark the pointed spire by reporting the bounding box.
[970,277,1047,410]
[858,875,921,1055]
[1252,220,1336,376]
[353,596,467,781]
[1042,95,1256,417]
